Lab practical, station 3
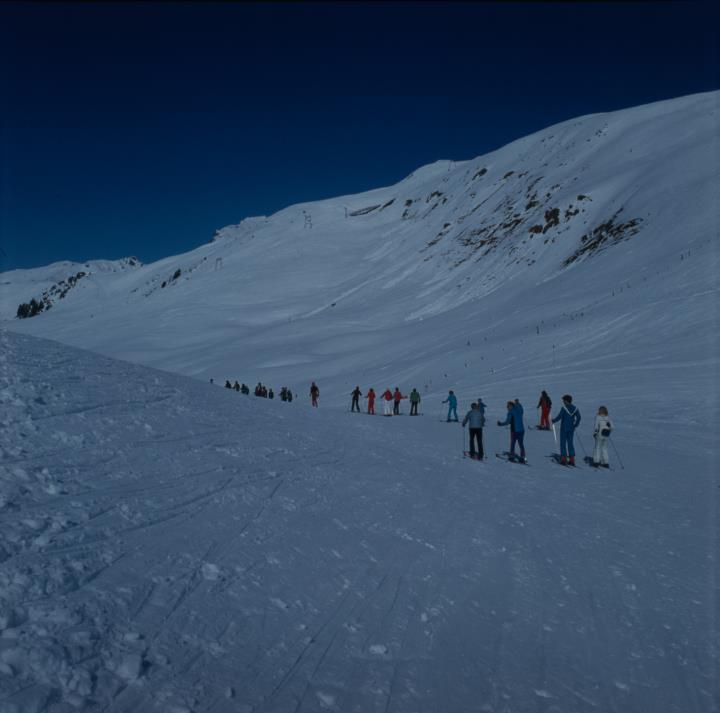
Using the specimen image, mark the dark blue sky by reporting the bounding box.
[1,1,717,271]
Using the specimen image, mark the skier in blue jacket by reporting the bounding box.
[552,394,581,465]
[497,399,526,462]
[442,391,459,422]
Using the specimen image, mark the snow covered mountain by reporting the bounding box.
[2,91,718,407]
[1,91,718,712]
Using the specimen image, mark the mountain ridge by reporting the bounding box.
[2,90,717,398]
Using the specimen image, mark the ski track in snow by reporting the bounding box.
[0,330,717,713]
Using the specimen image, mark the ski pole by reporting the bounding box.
[551,422,557,445]
[609,437,625,470]
[577,434,589,458]
[462,424,466,455]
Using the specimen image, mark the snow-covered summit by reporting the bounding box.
[1,91,718,396]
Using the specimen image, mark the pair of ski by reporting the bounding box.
[583,456,612,470]
[546,453,593,468]
[547,454,613,470]
[494,451,529,466]
[464,451,528,466]
[546,453,580,468]
[463,451,486,461]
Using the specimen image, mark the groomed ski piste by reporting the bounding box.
[1,91,719,712]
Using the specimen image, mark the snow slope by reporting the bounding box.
[1,91,718,407]
[0,329,717,712]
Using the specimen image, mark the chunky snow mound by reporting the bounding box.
[0,329,716,712]
[1,91,718,400]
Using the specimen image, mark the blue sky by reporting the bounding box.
[1,1,717,271]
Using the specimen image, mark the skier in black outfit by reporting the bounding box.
[351,386,362,412]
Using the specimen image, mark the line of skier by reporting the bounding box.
[348,386,423,416]
[222,380,294,402]
[223,377,613,469]
[331,382,612,469]
[461,392,612,468]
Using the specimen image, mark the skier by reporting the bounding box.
[393,387,405,415]
[381,388,394,416]
[268,388,274,399]
[592,406,612,468]
[287,389,293,402]
[280,387,287,402]
[537,390,552,429]
[234,381,240,392]
[366,387,376,414]
[409,388,421,416]
[552,394,581,465]
[497,400,526,462]
[225,380,232,389]
[310,382,320,407]
[462,402,485,459]
[443,390,459,422]
[241,383,249,395]
[261,385,268,398]
[351,386,362,412]
[254,383,262,397]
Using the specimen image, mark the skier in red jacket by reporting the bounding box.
[366,388,376,414]
[537,390,552,430]
[393,387,406,415]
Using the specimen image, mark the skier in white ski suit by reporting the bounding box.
[592,406,612,467]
